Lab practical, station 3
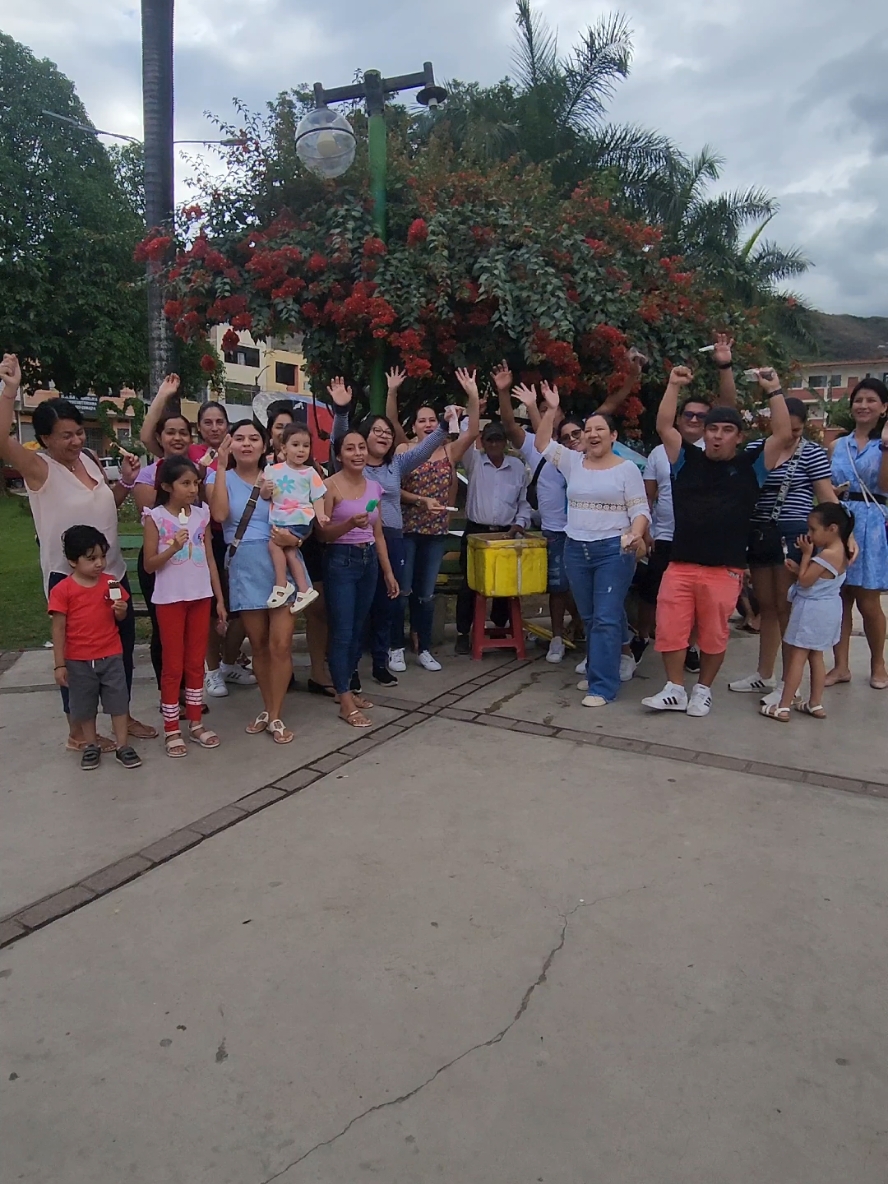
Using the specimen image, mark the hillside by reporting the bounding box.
[806,312,888,361]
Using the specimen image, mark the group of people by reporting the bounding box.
[1,335,886,766]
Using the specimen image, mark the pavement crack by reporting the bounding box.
[484,670,542,715]
[258,885,647,1183]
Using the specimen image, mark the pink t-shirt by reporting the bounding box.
[146,504,213,604]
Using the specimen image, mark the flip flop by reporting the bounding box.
[341,709,372,729]
[268,719,294,744]
[246,711,270,735]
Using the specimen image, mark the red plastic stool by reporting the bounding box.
[471,594,526,660]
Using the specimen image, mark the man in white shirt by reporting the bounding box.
[455,422,532,654]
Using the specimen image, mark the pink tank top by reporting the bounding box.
[330,479,383,545]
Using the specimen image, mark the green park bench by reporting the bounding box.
[118,534,148,618]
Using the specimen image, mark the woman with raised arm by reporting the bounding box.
[826,378,888,689]
[0,353,156,748]
[206,423,300,744]
[328,375,449,688]
[535,383,650,707]
[318,429,399,727]
[394,367,480,672]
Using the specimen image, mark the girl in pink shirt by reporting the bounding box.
[143,457,227,757]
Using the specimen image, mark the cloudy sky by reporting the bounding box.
[4,0,887,314]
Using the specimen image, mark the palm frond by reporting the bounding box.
[562,12,633,129]
[739,212,775,260]
[749,240,811,283]
[512,0,558,92]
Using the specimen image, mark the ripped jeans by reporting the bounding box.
[400,534,450,653]
[564,535,636,702]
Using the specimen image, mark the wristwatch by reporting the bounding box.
[716,360,733,370]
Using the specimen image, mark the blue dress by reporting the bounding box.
[784,556,845,651]
[830,436,888,590]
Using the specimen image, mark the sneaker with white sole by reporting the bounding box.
[290,588,320,615]
[220,663,256,686]
[575,658,587,675]
[388,647,407,672]
[204,668,229,698]
[546,636,566,663]
[417,650,442,672]
[619,653,636,682]
[687,683,713,717]
[728,672,776,693]
[582,694,607,708]
[760,682,785,708]
[641,682,688,712]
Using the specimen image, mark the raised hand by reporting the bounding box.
[386,366,406,393]
[215,434,232,469]
[0,353,22,392]
[491,360,513,393]
[511,383,537,408]
[756,367,782,395]
[443,405,461,432]
[158,373,180,401]
[668,366,694,387]
[454,368,479,398]
[327,377,353,407]
[118,449,141,485]
[540,381,560,409]
[712,333,734,366]
[627,346,648,375]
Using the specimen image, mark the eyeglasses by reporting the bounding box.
[370,427,393,439]
[682,411,707,422]
[560,429,582,442]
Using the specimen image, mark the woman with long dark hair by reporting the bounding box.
[0,353,156,748]
[827,378,888,688]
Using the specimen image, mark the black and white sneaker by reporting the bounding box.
[115,745,142,769]
[372,668,399,687]
[641,683,689,712]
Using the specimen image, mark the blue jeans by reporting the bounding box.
[324,544,379,694]
[369,528,406,670]
[564,536,636,702]
[401,534,450,652]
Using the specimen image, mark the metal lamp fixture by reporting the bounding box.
[294,108,357,180]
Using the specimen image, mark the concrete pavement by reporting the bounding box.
[1,629,887,1183]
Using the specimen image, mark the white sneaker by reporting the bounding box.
[582,694,607,708]
[641,682,688,712]
[577,679,589,691]
[204,668,229,698]
[575,658,587,675]
[221,662,256,687]
[728,672,776,693]
[687,683,713,717]
[388,647,407,672]
[760,682,785,708]
[546,636,566,663]
[619,653,636,682]
[417,649,442,671]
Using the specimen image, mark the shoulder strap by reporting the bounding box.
[811,554,840,578]
[227,475,263,560]
[528,456,547,491]
[769,441,803,522]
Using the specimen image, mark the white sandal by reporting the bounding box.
[245,711,270,735]
[268,719,294,745]
[266,583,295,610]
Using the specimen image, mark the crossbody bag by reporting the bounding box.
[843,438,888,544]
[526,456,547,513]
[748,443,804,565]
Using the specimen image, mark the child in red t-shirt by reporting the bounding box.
[48,526,143,771]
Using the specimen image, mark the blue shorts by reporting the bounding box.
[543,529,569,593]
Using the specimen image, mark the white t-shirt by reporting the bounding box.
[644,439,704,542]
[519,432,567,533]
[542,442,650,542]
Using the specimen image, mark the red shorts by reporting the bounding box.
[654,563,743,655]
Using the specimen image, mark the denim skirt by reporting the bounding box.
[227,538,295,612]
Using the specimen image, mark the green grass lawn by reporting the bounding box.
[0,494,48,650]
[0,495,149,651]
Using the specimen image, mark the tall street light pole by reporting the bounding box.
[141,0,176,403]
[296,63,447,413]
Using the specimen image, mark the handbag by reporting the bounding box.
[526,456,547,513]
[226,478,263,564]
[747,442,803,565]
[843,438,888,543]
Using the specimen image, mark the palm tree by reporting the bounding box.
[141,0,176,398]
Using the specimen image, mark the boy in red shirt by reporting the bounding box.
[48,526,143,770]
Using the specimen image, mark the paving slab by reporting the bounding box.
[0,674,401,916]
[455,631,888,786]
[2,718,887,1184]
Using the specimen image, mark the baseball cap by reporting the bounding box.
[703,407,744,429]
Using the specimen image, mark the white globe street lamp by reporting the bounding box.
[294,108,357,180]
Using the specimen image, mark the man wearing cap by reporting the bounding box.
[642,365,794,717]
[454,420,532,654]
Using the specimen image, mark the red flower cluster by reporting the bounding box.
[134,234,172,263]
[362,237,387,258]
[200,354,217,373]
[221,329,240,353]
[407,219,428,247]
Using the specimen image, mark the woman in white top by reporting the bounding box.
[0,353,157,748]
[535,383,650,706]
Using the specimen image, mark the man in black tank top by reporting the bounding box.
[642,365,794,718]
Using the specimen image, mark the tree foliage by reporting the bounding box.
[0,33,148,394]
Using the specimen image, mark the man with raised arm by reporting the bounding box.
[641,365,794,718]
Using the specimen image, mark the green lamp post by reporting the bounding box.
[295,63,447,413]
